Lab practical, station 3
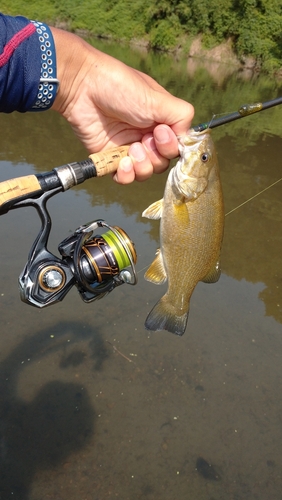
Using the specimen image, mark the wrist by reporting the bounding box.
[50,28,93,116]
[29,21,59,111]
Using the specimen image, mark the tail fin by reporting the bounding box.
[145,297,189,336]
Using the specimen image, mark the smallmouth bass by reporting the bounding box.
[142,129,224,336]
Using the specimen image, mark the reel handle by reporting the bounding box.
[0,145,130,214]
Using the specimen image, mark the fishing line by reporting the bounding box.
[208,113,217,129]
[137,265,150,275]
[137,176,282,275]
[225,176,282,216]
[204,111,237,130]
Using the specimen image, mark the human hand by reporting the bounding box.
[51,28,194,183]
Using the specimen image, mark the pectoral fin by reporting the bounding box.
[144,249,167,284]
[202,259,221,283]
[173,199,189,226]
[142,199,163,220]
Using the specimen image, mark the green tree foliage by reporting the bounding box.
[1,0,282,72]
[233,0,282,71]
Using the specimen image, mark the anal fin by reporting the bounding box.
[144,249,167,284]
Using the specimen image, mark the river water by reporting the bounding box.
[0,40,282,500]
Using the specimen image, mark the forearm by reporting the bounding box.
[0,13,41,112]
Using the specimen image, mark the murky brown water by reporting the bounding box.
[0,41,282,500]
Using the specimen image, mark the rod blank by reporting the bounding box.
[193,96,282,132]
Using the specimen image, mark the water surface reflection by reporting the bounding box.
[0,43,281,500]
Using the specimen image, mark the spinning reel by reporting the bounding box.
[16,188,137,308]
[0,148,137,308]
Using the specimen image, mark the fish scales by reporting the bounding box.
[142,129,224,336]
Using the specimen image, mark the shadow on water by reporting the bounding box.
[0,320,107,500]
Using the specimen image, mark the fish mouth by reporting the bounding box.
[177,128,212,170]
[178,128,211,148]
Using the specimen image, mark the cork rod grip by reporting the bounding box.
[89,145,130,177]
[0,145,130,213]
[0,175,42,211]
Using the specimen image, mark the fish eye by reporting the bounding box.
[201,153,210,163]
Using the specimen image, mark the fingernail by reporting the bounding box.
[154,126,171,144]
[129,143,146,162]
[113,157,133,181]
[120,156,133,172]
[143,136,157,152]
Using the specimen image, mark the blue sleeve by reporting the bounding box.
[0,13,41,113]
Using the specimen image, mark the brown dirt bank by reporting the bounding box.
[189,36,243,68]
[54,23,271,78]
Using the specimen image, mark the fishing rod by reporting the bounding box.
[0,95,281,309]
[0,146,130,215]
[192,95,282,132]
[1,95,282,215]
[0,146,138,309]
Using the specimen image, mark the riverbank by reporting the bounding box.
[1,0,282,76]
[2,0,281,76]
[55,21,259,78]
